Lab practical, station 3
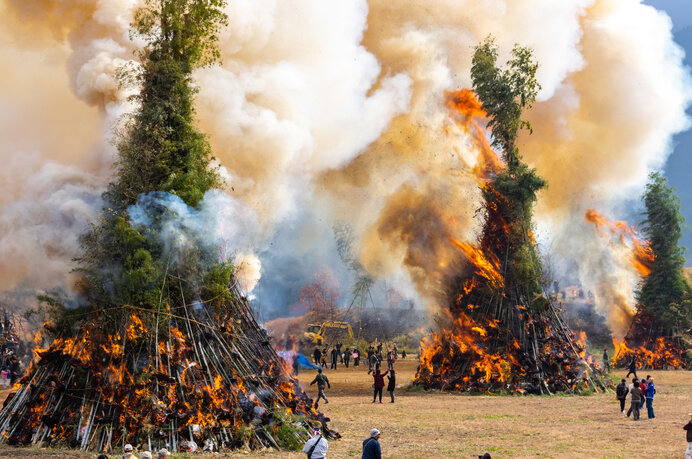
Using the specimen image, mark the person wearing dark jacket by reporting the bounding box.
[626,356,637,378]
[330,348,338,370]
[386,370,396,403]
[310,369,330,408]
[362,428,382,459]
[371,369,389,403]
[314,348,322,366]
[616,378,629,414]
[645,377,656,419]
[602,348,609,372]
[684,414,692,459]
[343,348,351,368]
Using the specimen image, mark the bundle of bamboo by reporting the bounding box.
[0,286,333,452]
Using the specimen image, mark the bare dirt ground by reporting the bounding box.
[0,359,690,458]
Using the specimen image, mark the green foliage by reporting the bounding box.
[63,0,232,331]
[471,39,546,304]
[114,0,227,208]
[637,172,692,332]
[201,262,234,312]
[471,36,540,168]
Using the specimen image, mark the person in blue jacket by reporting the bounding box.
[362,428,382,459]
[645,376,656,419]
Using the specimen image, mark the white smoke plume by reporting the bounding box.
[0,0,689,333]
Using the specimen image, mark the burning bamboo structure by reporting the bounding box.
[0,0,333,452]
[612,308,687,370]
[415,40,606,394]
[0,285,328,452]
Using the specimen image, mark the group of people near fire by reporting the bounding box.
[305,339,402,407]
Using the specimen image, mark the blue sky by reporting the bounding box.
[643,1,692,263]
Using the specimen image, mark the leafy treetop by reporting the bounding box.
[471,37,540,169]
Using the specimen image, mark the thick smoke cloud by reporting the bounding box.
[0,0,689,332]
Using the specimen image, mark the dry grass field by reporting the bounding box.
[1,359,691,458]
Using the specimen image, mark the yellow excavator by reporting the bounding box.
[303,321,354,346]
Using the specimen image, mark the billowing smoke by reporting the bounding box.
[0,0,689,332]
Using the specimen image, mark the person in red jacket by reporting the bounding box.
[371,368,389,403]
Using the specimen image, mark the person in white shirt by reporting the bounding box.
[302,427,328,459]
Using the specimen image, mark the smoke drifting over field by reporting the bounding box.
[0,0,689,334]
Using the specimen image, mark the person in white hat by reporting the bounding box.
[140,452,152,459]
[157,448,170,459]
[302,427,328,459]
[122,444,136,459]
[361,428,381,459]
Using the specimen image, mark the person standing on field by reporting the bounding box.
[616,378,629,414]
[386,369,396,403]
[602,348,609,372]
[371,368,388,403]
[310,368,330,409]
[362,428,382,459]
[343,348,351,368]
[628,379,641,420]
[313,347,321,366]
[684,414,692,459]
[645,376,656,419]
[330,347,338,370]
[302,427,328,459]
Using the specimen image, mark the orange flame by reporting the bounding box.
[585,209,654,276]
[451,239,504,289]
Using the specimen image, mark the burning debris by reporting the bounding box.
[415,40,606,394]
[0,291,325,451]
[612,308,687,369]
[0,0,330,453]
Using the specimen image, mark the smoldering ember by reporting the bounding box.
[0,0,692,457]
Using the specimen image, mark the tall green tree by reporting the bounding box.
[637,171,692,332]
[58,0,230,327]
[471,37,546,303]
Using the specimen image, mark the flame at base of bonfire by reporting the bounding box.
[0,302,326,452]
[612,336,687,370]
[415,305,604,394]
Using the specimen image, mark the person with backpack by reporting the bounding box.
[645,376,656,419]
[310,369,331,409]
[386,369,396,403]
[616,378,629,414]
[362,428,382,459]
[302,427,328,459]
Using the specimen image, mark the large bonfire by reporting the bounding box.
[415,39,606,394]
[584,207,687,369]
[0,0,325,452]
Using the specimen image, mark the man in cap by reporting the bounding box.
[140,452,152,459]
[157,448,170,459]
[362,428,382,459]
[122,444,136,459]
[302,427,328,459]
